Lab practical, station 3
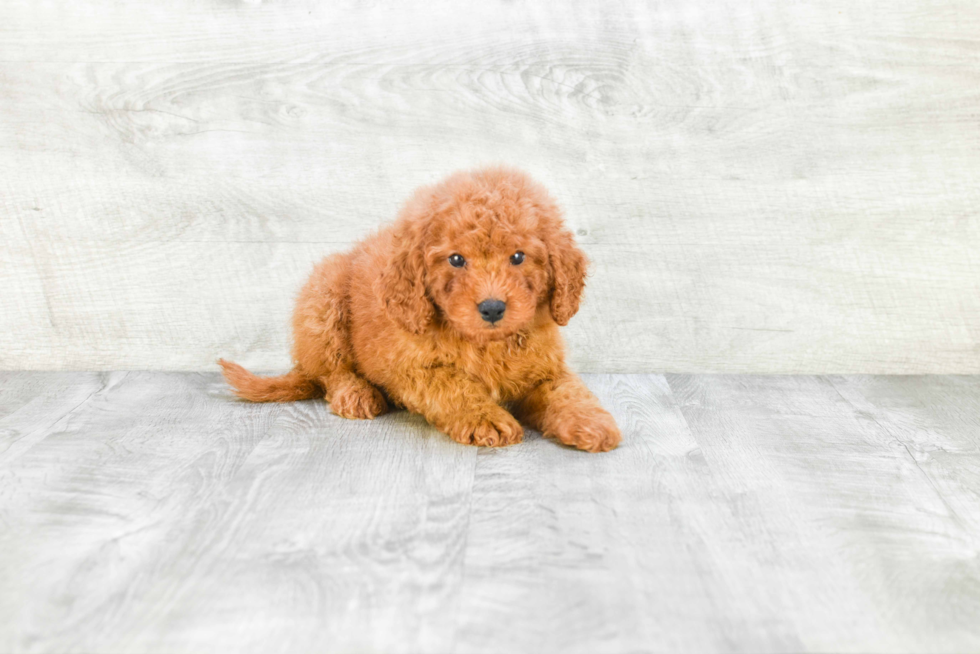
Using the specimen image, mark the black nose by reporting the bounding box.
[478,299,506,323]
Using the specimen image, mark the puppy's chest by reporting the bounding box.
[456,336,549,401]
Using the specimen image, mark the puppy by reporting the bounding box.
[220,167,621,452]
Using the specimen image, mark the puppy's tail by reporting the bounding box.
[218,359,320,402]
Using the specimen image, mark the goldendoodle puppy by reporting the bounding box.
[220,167,621,452]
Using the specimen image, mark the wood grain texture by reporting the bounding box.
[0,371,477,653]
[2,0,980,372]
[1,372,979,652]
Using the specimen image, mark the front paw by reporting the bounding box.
[551,409,621,453]
[445,409,523,448]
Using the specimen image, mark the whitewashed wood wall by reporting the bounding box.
[2,0,978,373]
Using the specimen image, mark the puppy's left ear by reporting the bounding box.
[548,227,589,326]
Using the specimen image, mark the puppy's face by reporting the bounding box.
[376,168,588,340]
[425,207,550,341]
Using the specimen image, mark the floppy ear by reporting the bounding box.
[374,222,434,334]
[548,227,589,326]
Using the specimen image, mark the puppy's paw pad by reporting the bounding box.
[553,412,621,453]
[330,385,387,420]
[448,412,523,448]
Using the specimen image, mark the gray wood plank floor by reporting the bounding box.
[1,372,978,653]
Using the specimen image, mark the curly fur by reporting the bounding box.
[219,167,621,452]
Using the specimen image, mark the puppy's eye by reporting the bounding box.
[510,251,525,265]
[448,253,466,268]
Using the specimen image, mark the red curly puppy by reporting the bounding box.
[220,167,621,452]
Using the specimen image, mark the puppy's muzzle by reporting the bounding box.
[477,299,506,324]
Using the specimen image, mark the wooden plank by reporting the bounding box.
[829,375,980,548]
[2,0,979,66]
[666,374,980,652]
[0,372,108,465]
[0,372,477,653]
[2,372,980,651]
[0,372,284,651]
[2,0,980,372]
[0,372,98,419]
[0,239,322,371]
[119,409,476,653]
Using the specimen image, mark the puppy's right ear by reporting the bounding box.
[374,221,434,334]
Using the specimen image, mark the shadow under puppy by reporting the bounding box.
[220,167,621,452]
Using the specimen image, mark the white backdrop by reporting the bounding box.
[2,0,978,373]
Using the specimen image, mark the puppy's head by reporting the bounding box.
[375,167,588,341]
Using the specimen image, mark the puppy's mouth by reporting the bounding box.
[480,322,508,335]
[463,320,517,341]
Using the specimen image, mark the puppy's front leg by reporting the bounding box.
[515,372,621,452]
[398,367,523,447]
